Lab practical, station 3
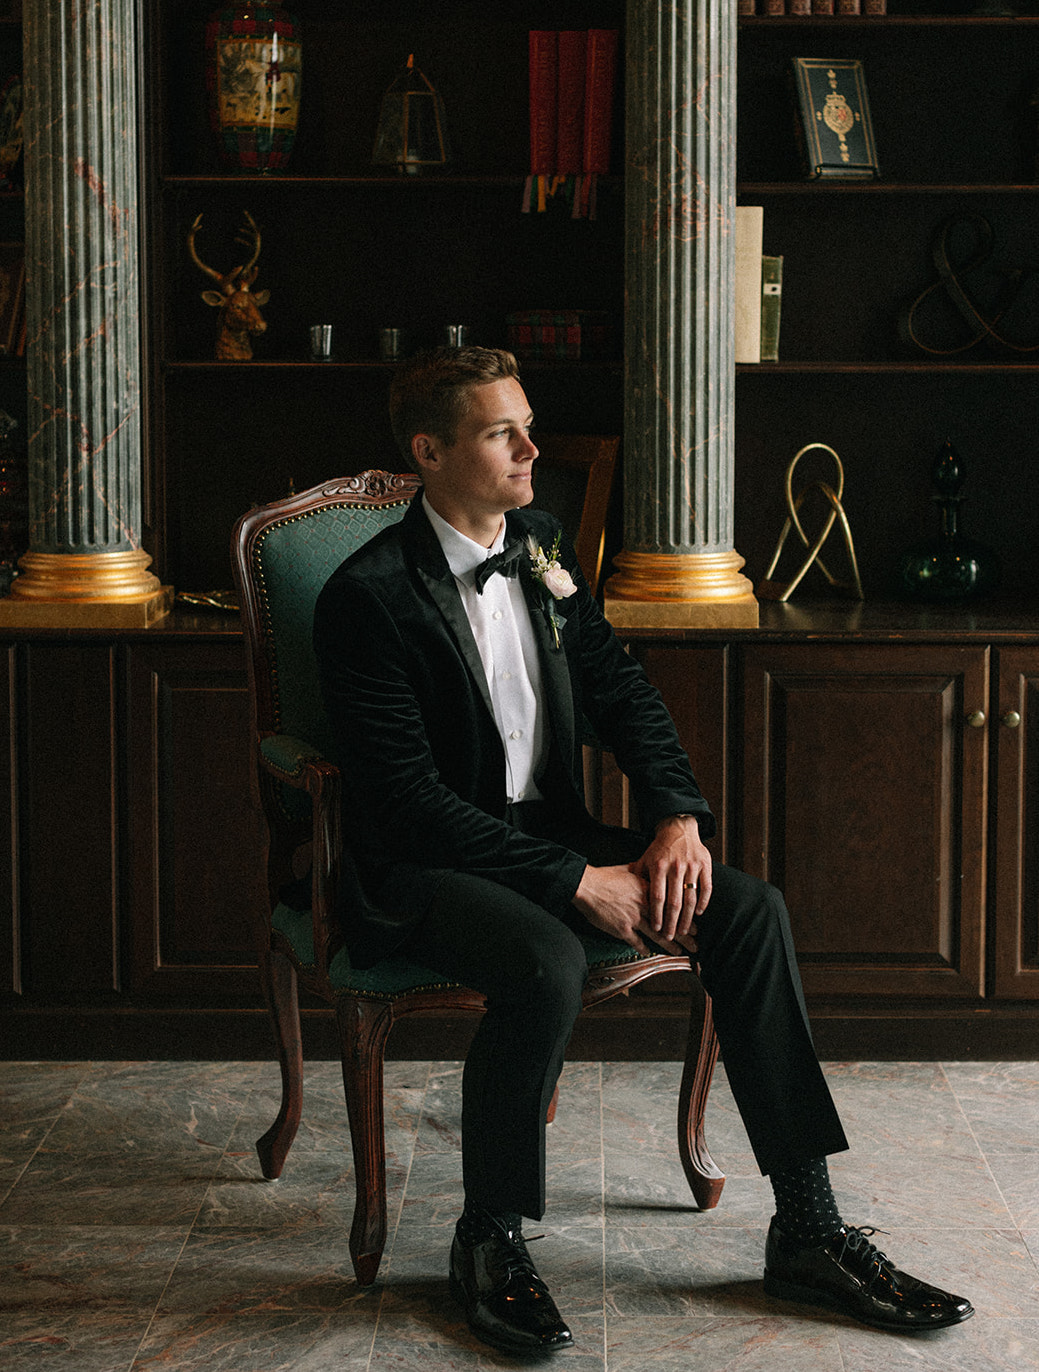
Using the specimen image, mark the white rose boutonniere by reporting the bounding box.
[526,533,577,648]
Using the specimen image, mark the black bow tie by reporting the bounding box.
[474,540,523,593]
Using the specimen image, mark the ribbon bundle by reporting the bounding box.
[523,29,619,220]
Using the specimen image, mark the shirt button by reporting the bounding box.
[501,670,512,680]
[510,729,523,740]
[492,610,503,621]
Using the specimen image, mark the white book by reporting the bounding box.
[735,205,764,364]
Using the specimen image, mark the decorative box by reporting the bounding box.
[506,310,613,360]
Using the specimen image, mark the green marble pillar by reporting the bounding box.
[1,0,171,624]
[605,0,757,627]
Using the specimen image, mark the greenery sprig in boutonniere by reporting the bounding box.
[526,533,577,648]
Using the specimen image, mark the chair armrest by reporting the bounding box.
[257,733,343,976]
[259,733,327,780]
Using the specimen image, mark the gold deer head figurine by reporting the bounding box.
[187,210,270,361]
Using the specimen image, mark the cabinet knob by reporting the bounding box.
[965,710,986,728]
[1001,710,1022,729]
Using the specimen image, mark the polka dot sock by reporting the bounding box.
[769,1157,843,1246]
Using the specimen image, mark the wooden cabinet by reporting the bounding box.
[991,647,1039,999]
[0,621,276,1055]
[126,637,267,1002]
[2,608,1039,1057]
[606,639,730,856]
[740,642,989,1000]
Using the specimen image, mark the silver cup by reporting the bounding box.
[309,324,334,361]
[441,324,471,347]
[378,327,404,361]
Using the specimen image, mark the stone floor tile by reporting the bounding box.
[827,1146,1013,1230]
[0,1223,188,1312]
[0,1059,1035,1372]
[986,1155,1039,1230]
[133,1310,376,1371]
[156,1225,369,1314]
[0,1310,152,1372]
[941,1063,1039,1157]
[606,1314,845,1372]
[835,1315,1039,1372]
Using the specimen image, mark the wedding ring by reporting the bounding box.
[684,882,697,890]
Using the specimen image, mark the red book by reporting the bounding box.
[556,30,586,176]
[582,29,618,176]
[528,31,558,176]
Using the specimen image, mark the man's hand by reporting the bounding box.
[630,814,712,950]
[572,860,697,958]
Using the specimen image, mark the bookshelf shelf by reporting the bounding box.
[734,9,1039,600]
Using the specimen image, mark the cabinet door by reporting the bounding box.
[0,645,17,996]
[19,643,122,998]
[992,648,1039,998]
[637,643,730,864]
[126,641,268,1002]
[741,643,989,999]
[585,643,730,861]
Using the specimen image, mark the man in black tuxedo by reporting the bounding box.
[313,347,973,1353]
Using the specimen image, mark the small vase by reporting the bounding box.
[897,440,999,601]
[205,5,302,173]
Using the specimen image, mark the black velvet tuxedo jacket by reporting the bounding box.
[312,495,714,967]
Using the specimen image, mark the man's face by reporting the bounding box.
[416,378,538,537]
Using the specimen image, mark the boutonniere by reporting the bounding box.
[526,533,577,648]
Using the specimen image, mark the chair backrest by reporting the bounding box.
[231,471,422,761]
[532,434,618,596]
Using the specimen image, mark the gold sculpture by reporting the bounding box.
[757,443,864,603]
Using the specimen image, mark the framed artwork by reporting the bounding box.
[0,241,24,353]
[791,58,879,181]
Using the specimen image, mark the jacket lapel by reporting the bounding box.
[404,498,579,767]
[509,514,577,764]
[404,497,496,721]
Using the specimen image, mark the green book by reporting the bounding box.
[761,255,783,362]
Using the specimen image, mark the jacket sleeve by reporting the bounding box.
[313,568,589,913]
[563,541,716,839]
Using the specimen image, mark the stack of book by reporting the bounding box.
[736,206,783,364]
[740,2,887,13]
[524,29,619,219]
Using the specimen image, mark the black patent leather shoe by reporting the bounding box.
[449,1209,574,1354]
[763,1219,974,1331]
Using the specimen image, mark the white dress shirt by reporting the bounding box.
[423,495,546,803]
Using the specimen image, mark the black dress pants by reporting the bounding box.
[403,818,849,1220]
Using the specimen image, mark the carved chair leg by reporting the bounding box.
[337,994,395,1287]
[255,944,304,1180]
[677,976,725,1210]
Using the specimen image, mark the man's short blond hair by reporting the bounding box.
[388,346,522,469]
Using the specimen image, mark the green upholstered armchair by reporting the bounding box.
[230,470,724,1288]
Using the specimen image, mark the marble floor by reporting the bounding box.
[1,1057,1037,1371]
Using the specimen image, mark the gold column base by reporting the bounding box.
[0,550,174,627]
[604,549,759,629]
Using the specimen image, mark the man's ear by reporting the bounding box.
[411,432,439,473]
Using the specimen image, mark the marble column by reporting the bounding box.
[604,0,757,628]
[0,0,171,625]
